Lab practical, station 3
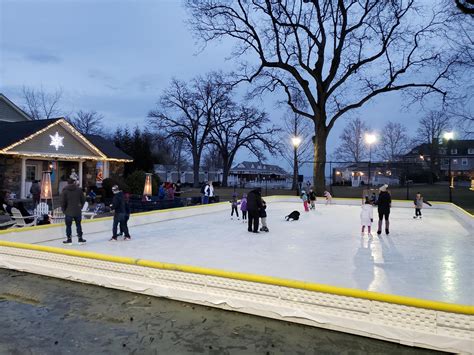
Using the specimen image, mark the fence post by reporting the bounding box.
[405,161,409,200]
[329,161,333,195]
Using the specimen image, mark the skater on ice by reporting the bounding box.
[309,188,317,210]
[247,187,263,233]
[240,193,248,222]
[360,197,374,237]
[230,193,240,220]
[300,190,310,212]
[376,184,391,235]
[118,192,131,237]
[413,192,432,219]
[110,185,131,241]
[61,178,86,245]
[259,199,269,232]
[323,190,332,205]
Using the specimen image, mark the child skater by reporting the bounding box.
[360,197,374,236]
[240,193,248,223]
[324,190,333,205]
[259,199,269,232]
[301,190,310,212]
[230,193,240,220]
[413,192,432,219]
[309,188,317,210]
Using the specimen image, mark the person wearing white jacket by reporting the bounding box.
[360,197,374,236]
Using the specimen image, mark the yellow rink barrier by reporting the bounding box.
[0,240,472,316]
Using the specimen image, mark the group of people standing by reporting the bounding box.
[360,184,391,237]
[60,179,131,244]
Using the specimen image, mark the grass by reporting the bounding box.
[180,184,474,214]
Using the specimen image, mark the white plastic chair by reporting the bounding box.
[10,207,36,228]
[51,207,65,224]
[81,201,97,219]
[34,202,50,220]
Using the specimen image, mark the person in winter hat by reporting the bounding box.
[110,185,131,241]
[230,192,240,219]
[308,188,317,210]
[259,199,269,232]
[413,192,432,219]
[376,184,391,235]
[61,178,86,245]
[300,190,309,212]
[246,188,263,233]
[240,193,248,222]
[360,196,374,236]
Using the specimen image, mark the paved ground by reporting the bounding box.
[0,269,445,354]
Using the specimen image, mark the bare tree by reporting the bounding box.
[68,110,104,135]
[417,111,452,183]
[280,110,312,190]
[21,86,63,119]
[148,72,232,187]
[378,122,413,161]
[209,104,280,187]
[187,1,455,192]
[334,117,370,163]
[454,0,474,14]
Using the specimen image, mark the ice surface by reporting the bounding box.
[40,202,473,305]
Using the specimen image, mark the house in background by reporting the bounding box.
[0,94,132,198]
[153,161,291,188]
[405,141,474,180]
[228,161,291,188]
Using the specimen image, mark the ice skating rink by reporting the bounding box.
[38,201,473,305]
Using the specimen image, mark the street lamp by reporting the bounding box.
[443,131,454,202]
[365,133,377,187]
[292,136,302,196]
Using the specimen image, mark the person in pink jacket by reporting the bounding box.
[240,193,248,222]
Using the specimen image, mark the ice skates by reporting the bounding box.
[78,237,87,245]
[63,238,72,245]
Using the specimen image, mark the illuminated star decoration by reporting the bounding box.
[49,132,64,151]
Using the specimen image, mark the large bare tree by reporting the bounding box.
[378,122,413,161]
[68,110,104,135]
[209,104,280,187]
[148,73,232,187]
[333,117,370,163]
[21,86,63,120]
[186,0,455,192]
[417,111,452,183]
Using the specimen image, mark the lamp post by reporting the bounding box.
[365,133,377,188]
[443,132,454,203]
[291,136,302,196]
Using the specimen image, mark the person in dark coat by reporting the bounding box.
[110,185,131,241]
[119,192,131,237]
[61,179,86,244]
[246,188,263,233]
[30,180,41,206]
[376,184,391,235]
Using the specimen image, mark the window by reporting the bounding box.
[462,158,468,166]
[26,165,36,181]
[452,159,458,165]
[443,159,449,165]
[468,148,474,154]
[439,148,447,155]
[451,149,458,155]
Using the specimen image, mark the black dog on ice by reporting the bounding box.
[285,211,300,221]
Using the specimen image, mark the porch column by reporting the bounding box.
[103,161,110,178]
[20,157,27,199]
[78,160,83,188]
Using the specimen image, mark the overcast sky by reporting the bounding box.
[0,0,469,175]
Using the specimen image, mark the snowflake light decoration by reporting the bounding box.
[49,132,64,151]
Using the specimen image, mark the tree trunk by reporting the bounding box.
[222,163,230,187]
[313,124,328,195]
[192,152,200,188]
